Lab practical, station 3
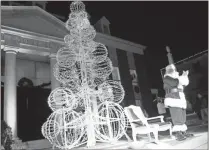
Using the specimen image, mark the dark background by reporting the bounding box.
[1,1,208,90]
[1,1,208,141]
[46,1,208,91]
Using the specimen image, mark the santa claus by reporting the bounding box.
[163,64,193,141]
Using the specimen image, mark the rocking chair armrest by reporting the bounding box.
[147,116,164,122]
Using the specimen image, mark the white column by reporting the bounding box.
[49,54,60,90]
[3,47,18,137]
[166,46,174,64]
[1,44,4,49]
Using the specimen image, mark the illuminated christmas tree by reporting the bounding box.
[41,1,128,149]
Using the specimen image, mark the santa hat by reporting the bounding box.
[165,64,176,74]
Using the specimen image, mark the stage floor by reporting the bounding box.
[76,124,208,150]
[31,124,208,150]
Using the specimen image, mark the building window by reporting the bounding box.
[36,3,43,9]
[112,67,121,81]
[10,2,21,6]
[1,58,5,76]
[1,1,9,5]
[9,1,32,6]
[106,46,109,57]
[94,25,102,33]
[105,46,113,80]
[1,66,4,76]
[103,25,109,34]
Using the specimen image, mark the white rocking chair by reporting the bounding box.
[124,105,172,143]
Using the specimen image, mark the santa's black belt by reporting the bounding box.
[166,88,183,94]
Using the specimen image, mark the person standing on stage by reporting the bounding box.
[163,64,193,141]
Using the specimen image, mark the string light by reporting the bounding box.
[41,1,127,149]
[173,50,208,66]
[160,50,208,78]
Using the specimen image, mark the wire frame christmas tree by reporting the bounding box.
[41,1,128,149]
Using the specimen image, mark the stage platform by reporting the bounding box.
[32,124,207,150]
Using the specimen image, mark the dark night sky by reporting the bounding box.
[47,1,208,90]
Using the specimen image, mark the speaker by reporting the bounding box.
[132,82,141,100]
[130,69,138,83]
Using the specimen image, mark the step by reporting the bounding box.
[172,132,208,149]
[77,141,129,149]
[1,139,28,150]
[11,139,27,149]
[26,139,52,150]
[34,141,129,150]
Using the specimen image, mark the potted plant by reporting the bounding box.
[1,120,14,150]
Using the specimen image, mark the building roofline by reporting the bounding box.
[1,5,67,31]
[1,5,146,53]
[97,32,146,51]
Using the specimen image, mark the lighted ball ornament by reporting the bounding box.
[95,101,127,142]
[41,1,127,149]
[42,109,85,149]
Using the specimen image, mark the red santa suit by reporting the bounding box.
[163,64,192,141]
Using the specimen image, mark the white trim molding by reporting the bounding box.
[1,5,146,56]
[4,46,19,54]
[96,33,146,55]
